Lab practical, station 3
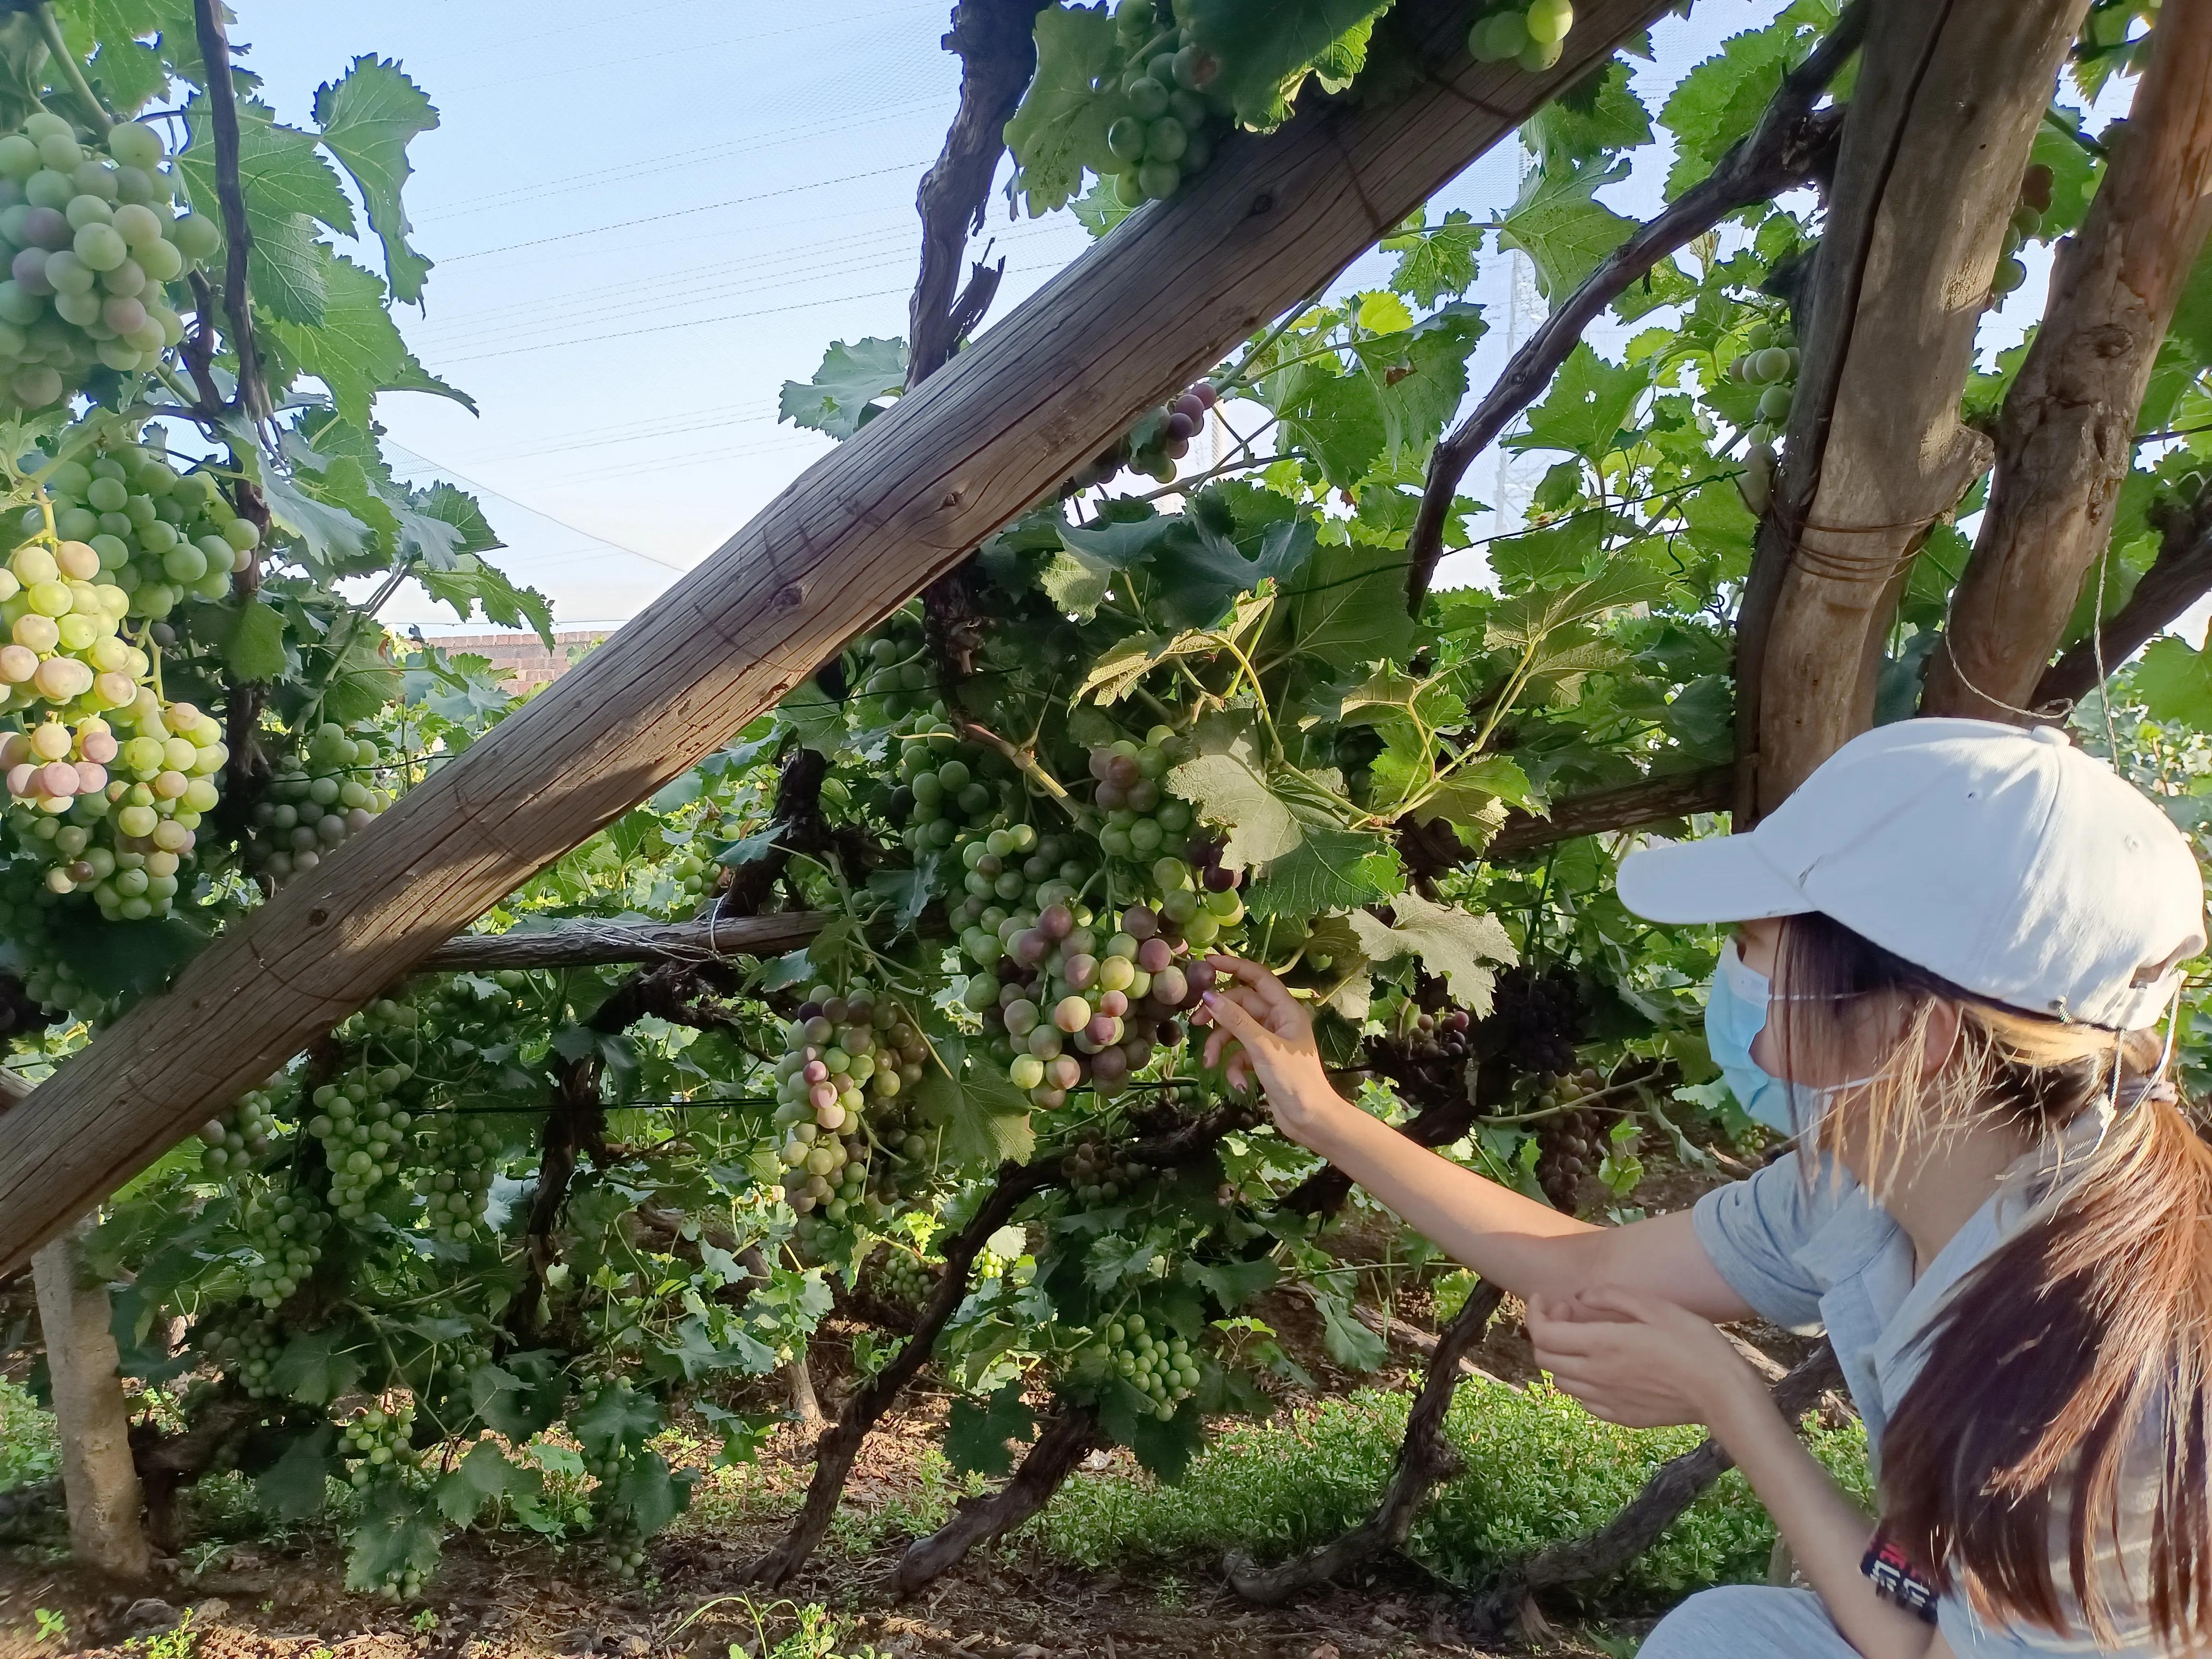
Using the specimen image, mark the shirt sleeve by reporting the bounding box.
[1935,1596,2153,1658]
[1690,1152,1830,1333]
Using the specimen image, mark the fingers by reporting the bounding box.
[1574,1283,1666,1325]
[1207,955,1298,1019]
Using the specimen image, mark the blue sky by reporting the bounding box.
[236,1,2067,633]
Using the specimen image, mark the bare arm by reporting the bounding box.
[1534,1289,1951,1659]
[1199,958,1755,1322]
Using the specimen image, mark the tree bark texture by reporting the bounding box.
[1485,764,1735,859]
[1225,1283,1507,1604]
[888,1399,1105,1596]
[32,1219,150,1578]
[1921,7,2212,720]
[1734,0,2088,819]
[0,0,1682,1275]
[420,911,828,973]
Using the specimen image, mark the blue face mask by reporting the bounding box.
[1705,940,1869,1135]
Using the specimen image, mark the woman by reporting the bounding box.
[1193,719,2212,1658]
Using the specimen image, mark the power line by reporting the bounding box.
[443,159,932,264]
[382,444,697,575]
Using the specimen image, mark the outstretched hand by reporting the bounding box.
[1195,956,1346,1144]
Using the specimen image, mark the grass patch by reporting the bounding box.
[1027,1381,1870,1606]
[0,1376,59,1492]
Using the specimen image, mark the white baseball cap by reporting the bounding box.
[1617,718,2207,1030]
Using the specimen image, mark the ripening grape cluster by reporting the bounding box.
[1726,317,1800,446]
[307,1063,416,1218]
[247,721,393,884]
[1991,164,2054,303]
[1064,378,1218,492]
[853,609,931,719]
[0,115,215,407]
[1369,1006,1474,1107]
[20,439,256,618]
[1092,0,1232,206]
[1533,1066,1606,1211]
[236,1185,330,1309]
[771,983,928,1217]
[0,533,134,717]
[340,1402,418,1485]
[197,1082,280,1175]
[1094,1310,1201,1421]
[414,1113,503,1242]
[1466,0,1576,71]
[9,690,225,916]
[1475,963,1587,1080]
[1059,1134,1147,1204]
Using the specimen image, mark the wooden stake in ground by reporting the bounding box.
[0,0,1681,1275]
[32,1217,150,1579]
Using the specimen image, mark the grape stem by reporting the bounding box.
[32,5,113,134]
[954,717,1095,829]
[1479,1072,1652,1125]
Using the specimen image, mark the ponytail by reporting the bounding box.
[1774,914,2212,1646]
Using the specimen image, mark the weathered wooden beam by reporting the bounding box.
[0,0,1679,1274]
[1921,7,2212,721]
[1485,764,1735,859]
[1733,0,2090,819]
[419,911,829,973]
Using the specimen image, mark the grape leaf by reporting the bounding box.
[1166,752,1303,866]
[344,1479,443,1593]
[255,1423,336,1520]
[1186,0,1393,127]
[261,254,473,428]
[1485,562,1675,650]
[1371,303,1487,466]
[1071,175,1135,240]
[1420,754,1540,816]
[1182,1255,1277,1310]
[778,337,909,440]
[1388,209,1483,307]
[2133,638,2212,729]
[1311,1287,1386,1371]
[1349,893,1516,1011]
[1099,1388,1205,1482]
[467,1358,565,1441]
[1281,542,1417,672]
[574,1380,661,1456]
[313,56,439,304]
[270,1329,363,1406]
[1006,4,1118,216]
[246,212,329,327]
[614,1452,697,1537]
[1498,158,1635,301]
[774,677,845,755]
[1153,515,1316,630]
[433,1440,541,1527]
[1528,59,1655,168]
[1043,513,1174,620]
[1511,343,1646,463]
[1270,360,1384,487]
[258,467,374,577]
[179,96,354,237]
[945,1381,1037,1478]
[1241,828,1403,921]
[913,1037,1034,1166]
[70,1,178,115]
[212,597,289,683]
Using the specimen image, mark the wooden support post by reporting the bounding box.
[32,1217,150,1579]
[0,0,1680,1274]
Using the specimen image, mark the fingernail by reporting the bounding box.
[1201,991,1218,1005]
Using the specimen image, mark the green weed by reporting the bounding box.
[0,1377,60,1492]
[1026,1381,1870,1609]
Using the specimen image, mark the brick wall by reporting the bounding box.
[430,630,611,694]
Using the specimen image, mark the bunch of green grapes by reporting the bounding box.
[1097,1310,1200,1421]
[194,1311,281,1399]
[1063,378,1219,492]
[340,1402,418,1486]
[0,115,215,406]
[889,720,1018,852]
[664,846,711,911]
[872,1244,939,1309]
[1991,163,2055,302]
[195,1081,282,1176]
[11,690,224,917]
[413,1113,504,1242]
[247,721,393,884]
[306,1063,417,1219]
[0,860,100,1016]
[1093,0,1233,204]
[771,983,928,1216]
[1727,317,1800,448]
[605,1527,649,1582]
[1058,1135,1148,1205]
[20,441,252,618]
[1087,733,1198,865]
[851,607,931,719]
[1466,0,1576,71]
[236,1184,329,1310]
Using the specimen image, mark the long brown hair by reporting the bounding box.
[1770,912,2212,1647]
